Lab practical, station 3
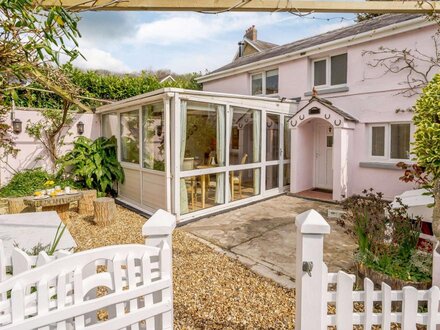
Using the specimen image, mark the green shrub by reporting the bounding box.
[60,136,124,194]
[339,189,431,282]
[0,169,82,197]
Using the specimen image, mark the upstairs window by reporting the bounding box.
[370,123,411,160]
[313,53,347,87]
[251,69,278,95]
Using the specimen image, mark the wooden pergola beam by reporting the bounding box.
[40,0,437,13]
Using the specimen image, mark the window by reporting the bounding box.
[251,74,263,95]
[313,53,347,87]
[369,123,411,160]
[142,102,165,171]
[120,110,140,164]
[251,69,278,95]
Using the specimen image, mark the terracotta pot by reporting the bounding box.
[357,262,431,290]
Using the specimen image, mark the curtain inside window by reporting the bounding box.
[253,110,261,194]
[179,100,189,214]
[215,105,226,204]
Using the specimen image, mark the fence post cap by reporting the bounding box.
[295,209,330,234]
[142,209,177,236]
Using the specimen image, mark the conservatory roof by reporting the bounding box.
[96,88,298,113]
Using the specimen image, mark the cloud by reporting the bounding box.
[131,12,296,45]
[73,47,131,73]
[313,21,353,34]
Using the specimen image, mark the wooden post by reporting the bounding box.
[78,190,96,216]
[93,197,116,226]
[295,209,330,330]
[142,209,176,329]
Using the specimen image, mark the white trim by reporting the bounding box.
[250,69,279,96]
[311,53,348,90]
[197,17,433,83]
[367,122,413,162]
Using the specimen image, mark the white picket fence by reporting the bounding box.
[295,209,440,330]
[0,208,176,330]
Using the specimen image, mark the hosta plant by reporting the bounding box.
[61,136,124,194]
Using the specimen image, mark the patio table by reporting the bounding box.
[23,193,82,222]
[0,211,77,257]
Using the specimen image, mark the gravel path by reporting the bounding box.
[65,205,295,329]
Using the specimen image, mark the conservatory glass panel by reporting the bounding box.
[142,102,165,171]
[229,168,260,202]
[265,165,279,190]
[266,114,280,161]
[120,110,140,164]
[283,164,290,186]
[229,107,261,165]
[181,101,226,171]
[180,173,225,214]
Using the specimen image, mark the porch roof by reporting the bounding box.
[292,96,358,122]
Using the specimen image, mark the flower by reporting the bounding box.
[44,180,55,187]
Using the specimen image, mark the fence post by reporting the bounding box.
[295,209,330,330]
[142,209,177,249]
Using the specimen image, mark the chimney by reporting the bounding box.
[238,41,245,58]
[244,25,257,41]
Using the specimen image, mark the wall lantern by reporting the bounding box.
[12,118,22,134]
[76,121,85,135]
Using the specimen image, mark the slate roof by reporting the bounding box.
[247,39,278,52]
[294,96,358,122]
[210,14,423,75]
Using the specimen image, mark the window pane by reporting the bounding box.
[284,117,291,160]
[314,60,326,86]
[142,102,165,171]
[230,107,261,165]
[371,126,385,157]
[266,114,279,161]
[331,53,347,85]
[265,165,279,190]
[391,124,410,159]
[265,69,278,95]
[120,110,139,164]
[181,101,225,171]
[229,168,260,202]
[102,113,118,138]
[180,172,225,214]
[252,74,263,95]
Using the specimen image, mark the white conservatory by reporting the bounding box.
[97,88,297,222]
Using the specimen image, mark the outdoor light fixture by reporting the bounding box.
[12,118,22,134]
[76,121,85,135]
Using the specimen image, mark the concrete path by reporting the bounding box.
[181,195,357,288]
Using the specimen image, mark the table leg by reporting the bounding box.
[42,204,70,222]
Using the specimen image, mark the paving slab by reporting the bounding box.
[182,195,357,286]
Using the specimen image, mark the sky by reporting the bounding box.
[73,11,357,74]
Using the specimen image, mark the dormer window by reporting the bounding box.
[251,69,278,96]
[312,53,347,88]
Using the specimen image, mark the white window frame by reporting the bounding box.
[311,53,347,89]
[368,122,413,162]
[250,68,279,96]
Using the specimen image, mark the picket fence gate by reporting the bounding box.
[295,209,440,330]
[0,209,176,330]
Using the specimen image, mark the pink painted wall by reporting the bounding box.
[202,24,437,199]
[1,110,100,185]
